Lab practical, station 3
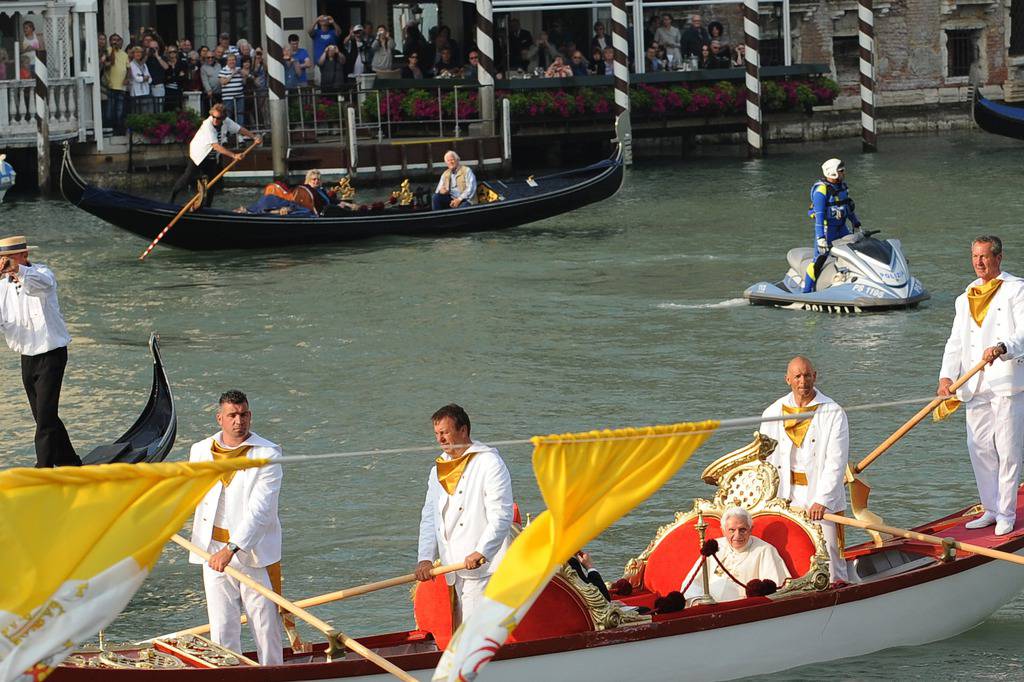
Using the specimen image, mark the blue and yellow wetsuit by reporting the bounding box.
[802,178,861,293]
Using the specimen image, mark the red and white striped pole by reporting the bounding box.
[858,0,877,152]
[610,0,632,164]
[743,0,762,158]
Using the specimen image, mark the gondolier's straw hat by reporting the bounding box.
[0,235,32,256]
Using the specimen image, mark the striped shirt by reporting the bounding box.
[218,66,244,102]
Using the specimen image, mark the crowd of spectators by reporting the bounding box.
[86,12,743,135]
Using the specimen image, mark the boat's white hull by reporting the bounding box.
[318,547,1024,682]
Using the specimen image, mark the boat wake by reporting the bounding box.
[658,298,747,310]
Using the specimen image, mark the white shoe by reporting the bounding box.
[965,512,996,529]
[995,520,1015,536]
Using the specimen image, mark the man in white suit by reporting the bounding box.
[415,404,514,625]
[760,356,849,582]
[939,236,1024,536]
[189,390,283,664]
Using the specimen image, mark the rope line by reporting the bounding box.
[276,393,943,465]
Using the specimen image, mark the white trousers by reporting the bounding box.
[966,393,1024,525]
[202,557,283,665]
[452,575,489,628]
[791,484,848,583]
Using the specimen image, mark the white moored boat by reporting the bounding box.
[53,434,1024,682]
[0,154,15,203]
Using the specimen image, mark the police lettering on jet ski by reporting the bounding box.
[805,158,859,293]
[742,158,930,312]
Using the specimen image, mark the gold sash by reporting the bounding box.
[436,452,476,495]
[968,278,1003,327]
[782,403,820,448]
[210,440,253,486]
[791,471,808,486]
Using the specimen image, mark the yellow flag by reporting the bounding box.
[433,420,719,681]
[0,459,266,682]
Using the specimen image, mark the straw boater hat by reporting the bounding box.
[0,235,31,256]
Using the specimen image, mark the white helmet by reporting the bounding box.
[821,158,844,180]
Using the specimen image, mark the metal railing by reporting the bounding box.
[354,82,494,141]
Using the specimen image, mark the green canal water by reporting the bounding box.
[1,131,1023,679]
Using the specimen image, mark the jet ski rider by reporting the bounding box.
[803,158,862,293]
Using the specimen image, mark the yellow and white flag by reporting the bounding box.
[433,420,718,681]
[0,459,266,682]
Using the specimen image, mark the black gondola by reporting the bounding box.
[972,89,1024,141]
[81,334,176,465]
[60,143,624,251]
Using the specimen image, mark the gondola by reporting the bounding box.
[55,434,1024,681]
[60,143,624,251]
[80,333,176,464]
[972,88,1024,141]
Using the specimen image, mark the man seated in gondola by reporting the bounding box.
[680,507,791,603]
[433,150,477,210]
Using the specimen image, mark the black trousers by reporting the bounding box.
[21,346,80,468]
[169,156,222,206]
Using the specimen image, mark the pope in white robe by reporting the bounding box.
[682,507,791,602]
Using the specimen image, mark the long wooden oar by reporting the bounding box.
[169,535,416,682]
[155,560,467,640]
[842,358,990,547]
[139,139,260,261]
[824,513,1024,567]
[854,358,989,474]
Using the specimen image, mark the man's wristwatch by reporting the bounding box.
[997,342,1008,355]
[227,542,240,554]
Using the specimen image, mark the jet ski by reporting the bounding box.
[743,229,930,312]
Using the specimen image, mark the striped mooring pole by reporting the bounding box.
[35,50,51,192]
[742,0,762,158]
[264,0,288,177]
[610,0,633,164]
[476,0,496,136]
[858,0,877,152]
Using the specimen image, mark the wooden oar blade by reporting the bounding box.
[845,465,886,547]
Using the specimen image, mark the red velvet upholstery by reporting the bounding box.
[642,517,721,597]
[641,512,816,595]
[413,574,595,647]
[752,515,817,577]
[413,575,454,650]
[508,576,595,642]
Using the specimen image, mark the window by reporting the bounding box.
[1011,0,1024,56]
[832,36,859,85]
[946,29,976,78]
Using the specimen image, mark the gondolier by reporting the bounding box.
[415,404,514,625]
[803,158,861,293]
[169,103,261,207]
[188,389,284,664]
[0,235,80,468]
[759,356,849,582]
[938,235,1024,536]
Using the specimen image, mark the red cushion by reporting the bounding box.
[509,576,595,642]
[753,515,816,577]
[412,575,454,650]
[643,517,721,596]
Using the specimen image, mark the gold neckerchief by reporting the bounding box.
[436,451,477,495]
[211,438,253,486]
[782,403,820,448]
[968,277,1003,327]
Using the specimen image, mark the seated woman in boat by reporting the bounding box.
[236,169,332,216]
[681,507,791,603]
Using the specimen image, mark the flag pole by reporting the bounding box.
[169,534,417,682]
